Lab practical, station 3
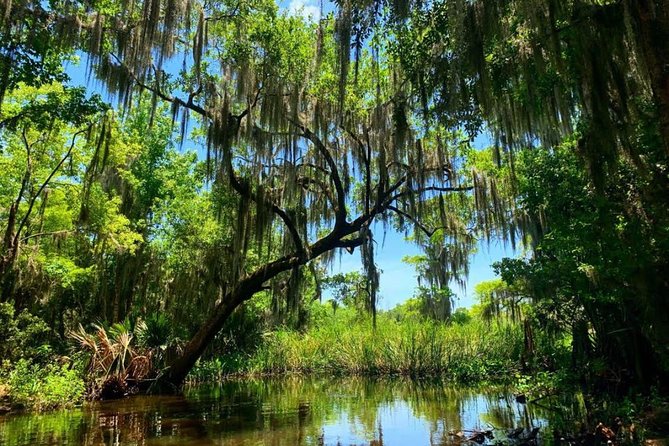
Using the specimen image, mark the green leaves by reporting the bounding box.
[1,84,107,131]
[0,303,52,364]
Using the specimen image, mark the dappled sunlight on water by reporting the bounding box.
[0,377,584,445]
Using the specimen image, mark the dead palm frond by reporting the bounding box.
[67,322,154,396]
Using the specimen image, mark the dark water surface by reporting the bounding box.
[0,377,582,445]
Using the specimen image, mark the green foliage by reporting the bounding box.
[473,279,526,323]
[1,84,107,130]
[4,359,85,411]
[136,313,172,350]
[450,308,472,325]
[495,139,669,389]
[413,285,455,322]
[191,308,540,384]
[69,323,152,398]
[0,303,52,364]
[322,271,370,314]
[1,0,667,397]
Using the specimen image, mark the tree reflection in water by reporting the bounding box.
[0,377,585,446]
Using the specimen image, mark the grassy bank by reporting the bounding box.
[189,309,564,384]
[0,303,563,413]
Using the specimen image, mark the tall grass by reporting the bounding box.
[190,310,534,383]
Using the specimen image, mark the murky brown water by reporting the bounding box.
[0,376,583,445]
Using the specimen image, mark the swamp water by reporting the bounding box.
[0,377,583,446]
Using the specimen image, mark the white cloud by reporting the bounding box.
[287,0,321,21]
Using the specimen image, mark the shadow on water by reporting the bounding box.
[0,376,586,446]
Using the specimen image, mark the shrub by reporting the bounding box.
[0,302,52,364]
[5,359,85,411]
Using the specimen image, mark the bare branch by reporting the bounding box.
[386,205,441,238]
[110,53,210,118]
[387,185,473,204]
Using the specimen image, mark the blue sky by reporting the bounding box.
[327,228,516,310]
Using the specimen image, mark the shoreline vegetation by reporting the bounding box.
[2,303,668,443]
[187,313,539,383]
[3,303,556,412]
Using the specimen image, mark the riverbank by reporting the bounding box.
[188,311,564,384]
[0,311,556,414]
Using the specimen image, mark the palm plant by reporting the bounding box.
[69,322,151,399]
[136,312,182,369]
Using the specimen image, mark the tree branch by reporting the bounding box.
[110,53,210,118]
[386,205,442,239]
[287,118,348,226]
[13,128,88,249]
[19,230,72,243]
[387,185,473,204]
[296,175,335,207]
[228,170,306,257]
[334,237,365,253]
[205,1,243,22]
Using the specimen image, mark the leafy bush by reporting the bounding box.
[5,359,85,411]
[136,313,172,350]
[451,308,473,325]
[135,312,184,370]
[0,302,52,364]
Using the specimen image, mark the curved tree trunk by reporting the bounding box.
[160,257,302,388]
[159,221,370,388]
[160,285,251,388]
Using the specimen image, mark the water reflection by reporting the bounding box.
[0,377,582,446]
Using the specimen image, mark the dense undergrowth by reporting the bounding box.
[188,307,568,384]
[0,303,86,411]
[0,302,170,411]
[0,301,570,412]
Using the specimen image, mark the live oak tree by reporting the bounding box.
[1,0,515,387]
